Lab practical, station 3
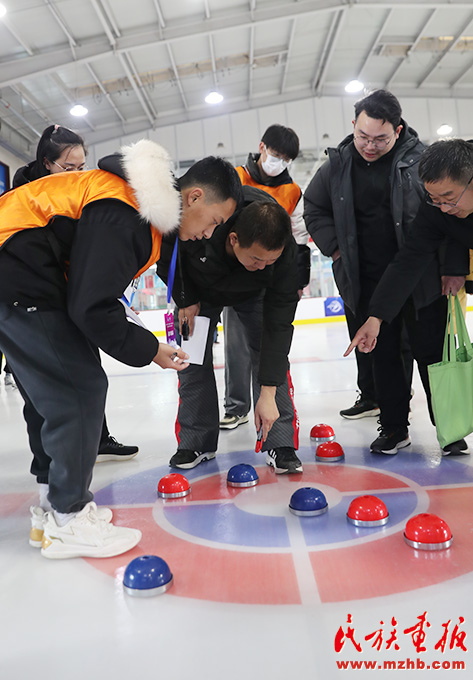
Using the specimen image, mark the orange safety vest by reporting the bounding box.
[236,165,302,215]
[0,169,162,278]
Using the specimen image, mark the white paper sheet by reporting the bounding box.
[181,315,210,365]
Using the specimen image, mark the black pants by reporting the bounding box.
[352,295,447,430]
[0,303,108,513]
[174,297,299,453]
[345,307,414,405]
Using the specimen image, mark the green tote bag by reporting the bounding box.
[428,294,473,448]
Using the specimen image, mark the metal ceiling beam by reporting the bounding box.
[166,44,189,111]
[9,84,51,126]
[248,25,255,99]
[0,98,42,140]
[357,9,392,81]
[43,0,78,48]
[312,9,346,95]
[386,8,437,89]
[451,56,473,87]
[117,53,156,125]
[281,19,297,94]
[417,11,473,87]
[151,0,166,30]
[5,1,473,91]
[90,1,157,125]
[1,16,34,56]
[0,1,350,89]
[85,63,126,125]
[208,35,219,90]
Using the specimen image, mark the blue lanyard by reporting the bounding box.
[166,237,178,306]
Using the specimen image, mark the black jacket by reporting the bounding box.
[303,122,463,315]
[12,160,46,187]
[369,202,471,322]
[0,140,181,367]
[157,187,299,386]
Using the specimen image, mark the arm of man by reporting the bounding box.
[345,203,452,355]
[255,239,299,440]
[290,195,312,294]
[303,161,339,259]
[67,199,187,370]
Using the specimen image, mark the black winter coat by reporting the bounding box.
[303,122,457,315]
[158,187,299,386]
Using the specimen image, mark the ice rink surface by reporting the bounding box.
[1,318,471,679]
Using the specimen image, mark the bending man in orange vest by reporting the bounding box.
[0,140,241,560]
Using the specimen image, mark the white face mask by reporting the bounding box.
[261,147,291,177]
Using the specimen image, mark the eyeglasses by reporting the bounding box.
[353,132,395,150]
[53,161,88,172]
[425,174,473,209]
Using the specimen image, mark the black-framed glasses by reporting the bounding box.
[353,131,395,150]
[425,174,473,209]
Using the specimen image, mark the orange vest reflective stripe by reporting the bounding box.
[236,165,301,215]
[0,169,162,278]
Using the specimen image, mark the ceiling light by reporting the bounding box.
[70,104,88,117]
[205,91,224,104]
[437,123,453,136]
[0,4,6,18]
[345,80,364,94]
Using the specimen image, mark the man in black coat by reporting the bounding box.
[304,90,467,455]
[158,187,302,474]
[347,138,473,366]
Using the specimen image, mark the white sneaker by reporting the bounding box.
[29,504,113,548]
[219,414,249,430]
[4,373,17,388]
[41,502,140,559]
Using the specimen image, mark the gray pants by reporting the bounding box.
[0,303,108,513]
[175,297,299,453]
[222,306,252,416]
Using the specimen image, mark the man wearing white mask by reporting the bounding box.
[220,124,310,432]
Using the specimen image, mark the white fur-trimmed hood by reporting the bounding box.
[120,139,181,234]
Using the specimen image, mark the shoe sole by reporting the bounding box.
[40,530,142,560]
[29,530,43,548]
[266,455,303,474]
[170,452,216,469]
[442,447,470,457]
[219,417,249,430]
[340,408,380,420]
[95,451,139,463]
[371,437,411,455]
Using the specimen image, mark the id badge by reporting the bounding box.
[164,310,177,346]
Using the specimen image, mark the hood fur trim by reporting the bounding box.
[120,139,181,234]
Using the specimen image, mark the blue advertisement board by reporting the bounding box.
[0,161,10,194]
[324,296,345,316]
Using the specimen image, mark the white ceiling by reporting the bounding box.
[2,0,473,162]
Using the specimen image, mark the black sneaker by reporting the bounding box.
[169,449,216,469]
[370,426,411,455]
[96,436,139,463]
[340,394,380,420]
[266,448,303,474]
[442,439,469,457]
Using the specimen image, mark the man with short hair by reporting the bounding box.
[0,140,241,558]
[219,124,310,431]
[347,139,472,373]
[304,90,466,456]
[158,188,302,474]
